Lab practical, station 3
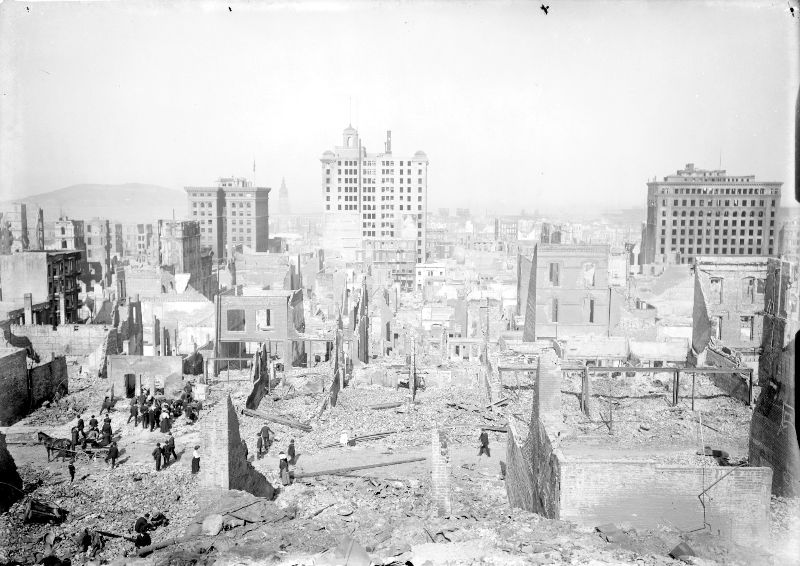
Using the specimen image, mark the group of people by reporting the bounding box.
[151,432,179,471]
[129,385,199,433]
[71,413,114,450]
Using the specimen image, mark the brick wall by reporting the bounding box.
[29,357,68,407]
[200,395,273,498]
[431,428,452,517]
[559,459,772,547]
[0,348,29,426]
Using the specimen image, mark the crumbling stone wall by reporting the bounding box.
[431,428,452,517]
[0,348,29,426]
[201,395,274,499]
[0,351,68,425]
[0,432,23,512]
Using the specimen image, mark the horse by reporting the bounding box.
[37,432,73,462]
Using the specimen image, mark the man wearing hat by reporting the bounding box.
[191,445,200,474]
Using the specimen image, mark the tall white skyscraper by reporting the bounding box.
[320,126,429,284]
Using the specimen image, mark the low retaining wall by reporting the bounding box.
[559,459,772,547]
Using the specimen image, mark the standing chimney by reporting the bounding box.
[58,293,66,326]
[24,293,33,325]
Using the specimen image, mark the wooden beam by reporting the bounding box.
[369,402,403,410]
[293,456,426,479]
[241,408,313,432]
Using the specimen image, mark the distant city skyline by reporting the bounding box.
[1,1,797,214]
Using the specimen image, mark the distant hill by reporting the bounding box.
[2,183,187,224]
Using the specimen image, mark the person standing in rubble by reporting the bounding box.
[287,439,296,464]
[260,425,273,453]
[141,401,150,431]
[241,438,249,460]
[478,429,490,458]
[165,433,177,463]
[191,445,200,474]
[68,459,75,483]
[88,415,98,430]
[149,404,158,432]
[159,412,171,433]
[152,443,163,471]
[256,433,264,459]
[76,415,85,439]
[127,399,139,426]
[70,426,79,451]
[278,453,290,485]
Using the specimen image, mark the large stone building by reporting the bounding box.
[0,250,82,324]
[320,126,429,272]
[642,163,782,265]
[185,177,270,259]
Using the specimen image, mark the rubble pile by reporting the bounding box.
[0,461,200,563]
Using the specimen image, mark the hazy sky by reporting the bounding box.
[1,0,797,214]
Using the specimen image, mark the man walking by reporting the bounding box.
[68,459,75,483]
[105,441,119,469]
[70,426,79,452]
[478,429,490,458]
[152,443,163,471]
[128,400,139,426]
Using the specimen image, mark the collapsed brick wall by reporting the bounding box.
[504,417,536,512]
[0,432,23,512]
[505,350,562,517]
[705,347,752,404]
[201,395,274,499]
[431,428,452,517]
[0,348,29,426]
[29,356,68,407]
[559,460,772,547]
